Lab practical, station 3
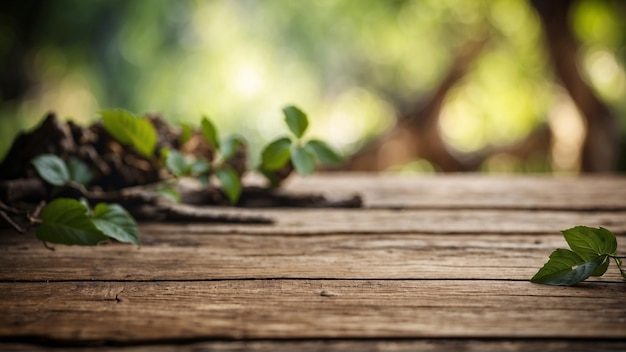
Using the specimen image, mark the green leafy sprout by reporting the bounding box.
[28,105,342,246]
[260,105,343,180]
[161,116,244,205]
[199,116,245,205]
[31,155,139,246]
[531,226,625,286]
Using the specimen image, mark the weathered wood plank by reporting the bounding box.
[3,340,626,352]
[283,174,626,210]
[1,280,624,343]
[2,175,625,350]
[138,208,626,234]
[1,233,625,281]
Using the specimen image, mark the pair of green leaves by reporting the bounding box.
[261,105,342,175]
[31,154,139,246]
[163,150,210,179]
[32,154,93,187]
[36,198,139,246]
[531,226,624,286]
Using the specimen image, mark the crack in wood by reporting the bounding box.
[114,288,124,303]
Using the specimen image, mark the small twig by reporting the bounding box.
[66,180,162,204]
[42,241,55,251]
[132,199,274,224]
[0,210,25,233]
[0,201,25,215]
[32,200,46,219]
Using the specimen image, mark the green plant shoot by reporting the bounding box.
[531,226,625,286]
[260,105,342,177]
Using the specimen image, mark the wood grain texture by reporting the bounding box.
[1,232,625,282]
[2,174,625,351]
[283,174,626,210]
[1,280,624,343]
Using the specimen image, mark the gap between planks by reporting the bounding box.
[2,338,626,352]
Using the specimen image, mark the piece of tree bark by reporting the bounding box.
[0,113,75,180]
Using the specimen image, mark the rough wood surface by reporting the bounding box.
[284,174,626,210]
[138,209,626,235]
[1,174,626,351]
[1,280,625,342]
[1,233,625,282]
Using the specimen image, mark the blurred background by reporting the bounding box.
[0,0,624,173]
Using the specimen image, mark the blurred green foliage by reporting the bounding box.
[0,0,624,171]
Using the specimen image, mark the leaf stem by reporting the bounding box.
[611,256,626,280]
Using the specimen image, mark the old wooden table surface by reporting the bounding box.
[1,174,625,351]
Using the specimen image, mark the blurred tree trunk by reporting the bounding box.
[0,1,44,103]
[347,0,619,173]
[345,40,487,172]
[531,0,620,172]
[345,38,552,172]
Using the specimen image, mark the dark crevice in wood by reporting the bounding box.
[1,335,626,349]
[1,278,623,284]
[361,205,626,212]
[114,288,124,304]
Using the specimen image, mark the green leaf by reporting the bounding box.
[220,135,245,160]
[68,157,93,186]
[259,168,281,188]
[290,144,316,175]
[31,154,70,186]
[79,197,91,214]
[189,158,210,176]
[180,122,193,145]
[201,116,219,149]
[215,167,241,205]
[101,109,157,158]
[261,137,292,170]
[156,186,181,203]
[305,139,343,165]
[36,198,108,246]
[591,256,610,277]
[531,248,605,286]
[283,105,308,138]
[165,149,189,177]
[562,226,617,259]
[197,173,210,185]
[92,203,139,245]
